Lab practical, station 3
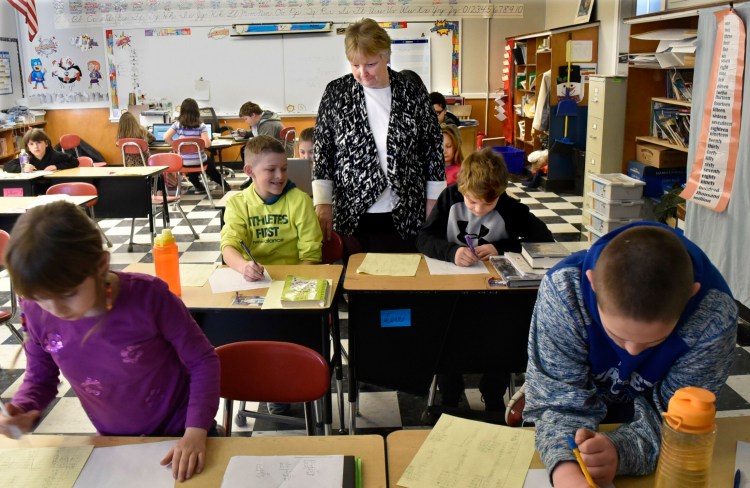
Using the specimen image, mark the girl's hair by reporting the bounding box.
[116,111,147,140]
[5,201,106,299]
[345,18,391,62]
[441,123,463,166]
[22,128,52,152]
[178,98,202,128]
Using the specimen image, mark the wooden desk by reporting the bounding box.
[124,262,345,431]
[344,253,538,433]
[0,195,96,232]
[386,417,750,487]
[0,434,387,487]
[45,166,169,248]
[0,170,47,196]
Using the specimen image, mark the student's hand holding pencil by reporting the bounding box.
[0,401,39,439]
[454,246,480,267]
[242,261,266,282]
[160,426,208,481]
[574,429,618,487]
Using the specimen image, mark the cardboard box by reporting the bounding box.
[627,160,686,198]
[635,142,687,168]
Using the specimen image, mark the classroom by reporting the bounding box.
[1,0,750,486]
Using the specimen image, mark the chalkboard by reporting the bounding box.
[107,21,453,117]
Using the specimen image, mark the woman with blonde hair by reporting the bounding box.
[313,18,444,256]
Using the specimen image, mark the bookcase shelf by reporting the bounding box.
[636,135,689,153]
[652,97,691,108]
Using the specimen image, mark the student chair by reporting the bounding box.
[77,156,94,167]
[172,137,216,208]
[216,341,330,436]
[279,127,296,157]
[147,153,199,239]
[59,133,82,158]
[118,138,149,167]
[46,182,113,248]
[448,104,473,120]
[0,230,22,343]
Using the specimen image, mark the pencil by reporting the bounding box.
[567,435,597,488]
[464,234,478,256]
[239,240,257,265]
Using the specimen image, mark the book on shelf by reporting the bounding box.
[280,275,330,308]
[669,70,693,102]
[653,106,690,148]
[489,255,543,288]
[520,242,571,269]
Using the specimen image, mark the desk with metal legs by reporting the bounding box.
[124,263,345,434]
[343,253,538,434]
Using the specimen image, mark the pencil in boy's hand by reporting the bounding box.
[464,234,478,256]
[567,435,597,488]
[240,240,258,265]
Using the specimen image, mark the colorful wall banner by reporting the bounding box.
[681,9,745,212]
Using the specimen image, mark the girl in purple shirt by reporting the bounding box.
[0,201,220,482]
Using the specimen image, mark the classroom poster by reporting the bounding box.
[0,51,12,95]
[681,9,745,212]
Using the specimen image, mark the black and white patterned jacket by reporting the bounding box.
[313,68,445,239]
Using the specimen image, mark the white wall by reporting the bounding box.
[1,2,18,38]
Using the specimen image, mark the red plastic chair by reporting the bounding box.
[118,138,149,167]
[46,182,113,248]
[148,153,198,239]
[77,156,94,167]
[280,127,296,156]
[216,341,330,436]
[59,133,81,158]
[321,231,343,265]
[172,137,215,207]
[0,230,22,342]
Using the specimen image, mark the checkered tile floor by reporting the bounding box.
[1,180,749,438]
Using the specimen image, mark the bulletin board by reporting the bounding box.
[0,37,24,110]
[106,21,455,117]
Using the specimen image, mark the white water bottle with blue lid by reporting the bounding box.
[19,149,29,173]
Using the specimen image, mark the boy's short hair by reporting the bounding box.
[594,226,695,323]
[299,127,314,143]
[239,101,262,118]
[457,148,508,202]
[345,18,391,62]
[244,135,286,166]
[429,92,447,109]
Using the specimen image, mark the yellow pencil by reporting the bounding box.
[567,435,597,488]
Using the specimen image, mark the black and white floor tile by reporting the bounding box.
[1,180,748,438]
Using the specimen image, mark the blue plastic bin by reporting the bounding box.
[491,146,525,174]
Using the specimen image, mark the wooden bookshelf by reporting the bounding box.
[652,97,691,108]
[636,135,689,153]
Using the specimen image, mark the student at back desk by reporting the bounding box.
[220,135,323,415]
[524,223,737,488]
[417,147,553,414]
[4,129,79,173]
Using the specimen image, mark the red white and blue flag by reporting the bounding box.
[7,0,38,42]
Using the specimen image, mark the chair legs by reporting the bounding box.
[200,171,215,207]
[175,203,200,239]
[87,207,112,248]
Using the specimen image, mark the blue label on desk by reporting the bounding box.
[380,309,411,328]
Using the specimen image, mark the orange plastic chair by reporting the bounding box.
[59,133,81,158]
[118,138,149,167]
[279,127,296,157]
[148,153,198,239]
[216,341,330,436]
[0,230,22,342]
[172,137,215,207]
[46,182,113,248]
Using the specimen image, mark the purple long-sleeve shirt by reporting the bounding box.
[13,272,220,436]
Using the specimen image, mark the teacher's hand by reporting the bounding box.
[316,204,333,241]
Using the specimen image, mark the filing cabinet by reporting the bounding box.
[583,76,628,213]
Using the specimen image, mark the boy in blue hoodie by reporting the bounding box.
[525,223,737,488]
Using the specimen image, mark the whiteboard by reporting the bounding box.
[108,22,453,117]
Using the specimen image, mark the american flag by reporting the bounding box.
[8,0,38,42]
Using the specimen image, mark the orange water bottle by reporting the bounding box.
[654,387,717,488]
[153,228,181,296]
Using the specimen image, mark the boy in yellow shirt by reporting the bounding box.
[221,135,322,282]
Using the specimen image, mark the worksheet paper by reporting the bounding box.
[220,455,344,488]
[179,263,217,287]
[0,445,94,488]
[356,253,421,276]
[208,266,272,293]
[398,414,535,488]
[73,440,177,488]
[424,256,489,275]
[735,441,750,488]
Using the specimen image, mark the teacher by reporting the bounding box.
[312,18,445,255]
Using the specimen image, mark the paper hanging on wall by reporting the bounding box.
[570,40,593,62]
[194,79,210,101]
